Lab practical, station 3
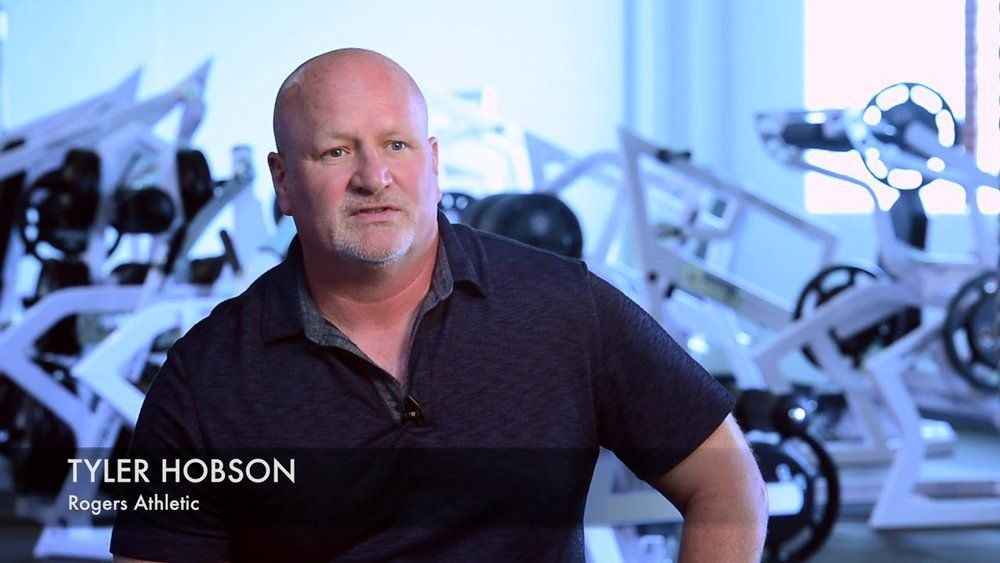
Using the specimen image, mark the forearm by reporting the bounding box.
[676,488,767,563]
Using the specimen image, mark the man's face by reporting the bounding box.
[269,62,440,266]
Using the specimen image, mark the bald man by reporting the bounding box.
[111,49,766,562]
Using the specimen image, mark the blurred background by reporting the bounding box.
[0,0,996,561]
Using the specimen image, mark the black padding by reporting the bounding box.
[780,122,852,152]
[0,171,26,294]
[176,149,214,219]
[112,187,177,234]
[32,259,91,356]
[734,389,811,437]
[110,262,152,285]
[5,360,76,495]
[188,255,227,285]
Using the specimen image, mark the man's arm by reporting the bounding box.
[650,414,768,563]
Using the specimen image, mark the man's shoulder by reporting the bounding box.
[169,262,281,361]
[451,221,589,286]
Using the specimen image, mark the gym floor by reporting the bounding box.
[0,428,997,562]
[813,424,1000,562]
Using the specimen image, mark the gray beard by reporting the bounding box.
[331,230,414,267]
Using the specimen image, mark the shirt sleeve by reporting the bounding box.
[110,350,230,562]
[588,272,735,481]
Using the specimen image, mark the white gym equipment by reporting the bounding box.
[756,83,998,425]
[0,61,274,559]
[521,134,841,561]
[755,82,999,529]
[0,63,210,327]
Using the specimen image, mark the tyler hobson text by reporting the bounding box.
[67,458,296,484]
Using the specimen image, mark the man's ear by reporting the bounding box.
[428,137,442,203]
[429,136,439,177]
[267,151,293,216]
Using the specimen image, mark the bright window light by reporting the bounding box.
[976,0,1000,174]
[803,0,996,215]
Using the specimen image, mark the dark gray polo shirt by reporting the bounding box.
[111,212,734,562]
[294,232,454,426]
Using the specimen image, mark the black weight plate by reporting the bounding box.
[735,390,811,437]
[793,264,910,367]
[943,270,999,391]
[474,193,583,258]
[463,193,512,232]
[754,434,839,563]
[0,171,27,288]
[8,397,75,494]
[21,150,101,256]
[0,375,26,455]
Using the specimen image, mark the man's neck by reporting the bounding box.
[300,234,439,333]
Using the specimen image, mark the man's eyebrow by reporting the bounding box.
[318,128,414,140]
[319,129,354,141]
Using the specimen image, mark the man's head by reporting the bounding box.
[268,48,440,267]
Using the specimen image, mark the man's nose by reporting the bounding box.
[350,149,392,193]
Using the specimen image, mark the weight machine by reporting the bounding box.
[28,153,258,560]
[0,63,209,327]
[0,62,271,558]
[491,134,843,561]
[609,126,952,470]
[0,70,143,327]
[3,146,258,559]
[756,82,997,421]
[755,82,999,529]
[523,131,838,350]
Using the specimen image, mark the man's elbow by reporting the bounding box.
[749,465,769,548]
[718,461,769,555]
[706,451,769,549]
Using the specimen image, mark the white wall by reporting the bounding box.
[3,0,624,185]
[627,0,814,300]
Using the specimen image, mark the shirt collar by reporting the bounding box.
[262,211,487,344]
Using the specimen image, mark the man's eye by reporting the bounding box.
[389,141,406,151]
[327,148,346,158]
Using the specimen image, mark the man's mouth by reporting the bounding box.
[353,206,396,215]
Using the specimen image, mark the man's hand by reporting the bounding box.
[651,414,768,563]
